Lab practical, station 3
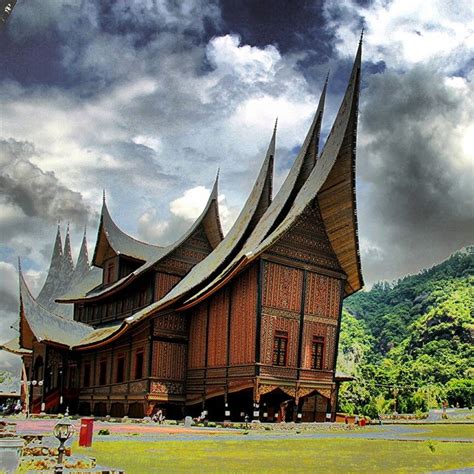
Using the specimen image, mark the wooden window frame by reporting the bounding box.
[116,354,125,383]
[99,358,107,385]
[311,335,325,370]
[83,362,91,388]
[134,349,144,380]
[273,330,288,367]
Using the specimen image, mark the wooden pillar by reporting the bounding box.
[297,269,308,380]
[225,286,232,420]
[203,302,210,405]
[255,259,264,375]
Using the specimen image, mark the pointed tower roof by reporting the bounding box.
[62,224,75,275]
[58,173,224,303]
[70,40,364,349]
[183,80,329,306]
[254,39,364,295]
[92,197,164,267]
[17,260,93,348]
[68,228,92,290]
[114,125,276,325]
[36,224,63,306]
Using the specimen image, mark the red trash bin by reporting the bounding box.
[79,417,94,447]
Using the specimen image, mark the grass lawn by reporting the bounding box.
[74,437,474,473]
[403,424,474,439]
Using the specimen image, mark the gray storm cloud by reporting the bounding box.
[0,139,90,225]
[357,66,474,283]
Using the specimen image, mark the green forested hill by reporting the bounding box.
[337,247,474,416]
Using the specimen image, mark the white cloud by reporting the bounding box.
[207,35,281,83]
[325,0,474,72]
[170,186,211,220]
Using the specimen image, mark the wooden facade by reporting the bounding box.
[2,40,364,423]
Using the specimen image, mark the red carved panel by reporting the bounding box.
[229,265,257,365]
[260,313,299,367]
[305,272,341,319]
[152,341,186,380]
[153,312,187,335]
[206,289,229,367]
[267,206,341,270]
[263,262,303,312]
[187,304,207,369]
[155,272,181,300]
[301,320,338,370]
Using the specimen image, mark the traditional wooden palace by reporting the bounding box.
[1,41,363,422]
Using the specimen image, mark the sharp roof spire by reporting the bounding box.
[36,225,73,318]
[210,169,219,200]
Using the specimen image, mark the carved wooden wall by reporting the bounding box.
[187,304,207,369]
[207,290,229,367]
[152,341,186,380]
[305,272,340,319]
[260,309,300,367]
[263,262,303,313]
[266,205,341,271]
[229,264,257,365]
[155,273,181,301]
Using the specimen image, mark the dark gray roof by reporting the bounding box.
[252,41,362,283]
[92,198,164,267]
[59,174,223,302]
[73,40,363,349]
[117,125,276,327]
[36,226,62,305]
[186,80,329,305]
[19,268,94,347]
[0,337,32,355]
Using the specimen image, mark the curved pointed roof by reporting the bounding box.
[72,40,364,349]
[62,224,75,276]
[72,229,90,281]
[36,224,62,305]
[36,225,73,318]
[73,127,276,345]
[184,79,329,306]
[58,173,224,302]
[253,40,363,295]
[92,197,164,267]
[18,263,94,348]
[184,42,363,306]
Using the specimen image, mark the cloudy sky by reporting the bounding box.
[0,0,473,372]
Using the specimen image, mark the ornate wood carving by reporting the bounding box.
[110,383,128,394]
[262,306,300,320]
[152,341,186,380]
[258,384,296,398]
[305,272,341,319]
[153,312,187,335]
[129,380,147,393]
[296,387,316,400]
[229,265,257,365]
[155,273,181,301]
[206,290,229,367]
[150,381,184,394]
[263,262,303,312]
[266,206,341,271]
[301,319,337,370]
[260,313,299,367]
[316,388,332,400]
[188,304,207,369]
